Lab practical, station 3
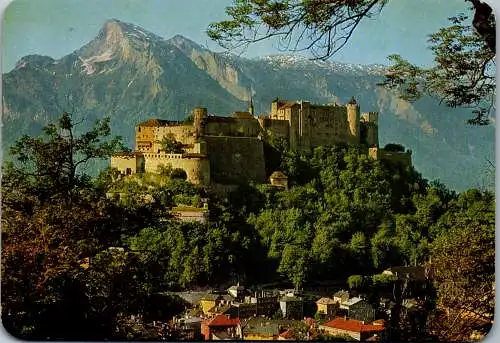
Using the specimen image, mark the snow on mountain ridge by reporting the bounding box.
[259,54,387,75]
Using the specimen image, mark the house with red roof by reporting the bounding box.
[318,317,385,341]
[201,314,242,340]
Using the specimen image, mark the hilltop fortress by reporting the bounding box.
[111,97,411,186]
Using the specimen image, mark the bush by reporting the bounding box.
[371,273,397,286]
[347,275,364,289]
[157,164,172,176]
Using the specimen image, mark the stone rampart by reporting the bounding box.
[143,152,210,185]
[204,117,262,137]
[110,153,144,174]
[203,136,266,184]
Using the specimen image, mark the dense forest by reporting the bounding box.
[1,114,494,340]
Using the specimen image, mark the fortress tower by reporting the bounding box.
[248,94,255,116]
[361,112,379,147]
[346,96,360,145]
[193,107,207,139]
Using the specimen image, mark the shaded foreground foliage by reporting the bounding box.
[2,114,494,340]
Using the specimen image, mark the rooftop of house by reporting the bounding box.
[320,317,385,333]
[343,297,364,306]
[316,297,337,305]
[242,318,280,337]
[207,314,240,327]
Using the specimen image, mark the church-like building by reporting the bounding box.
[110,97,411,186]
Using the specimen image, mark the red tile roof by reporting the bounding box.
[321,317,385,333]
[208,314,240,327]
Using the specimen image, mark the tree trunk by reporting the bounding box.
[469,0,496,53]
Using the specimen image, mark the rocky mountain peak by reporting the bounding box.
[168,34,205,54]
[75,19,167,74]
[98,19,128,48]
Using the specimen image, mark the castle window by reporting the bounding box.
[138,127,141,132]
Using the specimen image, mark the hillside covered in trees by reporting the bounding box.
[1,114,494,341]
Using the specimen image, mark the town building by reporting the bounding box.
[343,297,376,323]
[279,296,304,319]
[316,297,339,318]
[319,317,385,341]
[201,314,242,340]
[245,290,279,316]
[227,283,248,300]
[199,293,223,315]
[241,317,280,340]
[333,290,350,308]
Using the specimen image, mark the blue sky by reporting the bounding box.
[0,0,482,72]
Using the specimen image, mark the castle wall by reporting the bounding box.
[300,103,350,149]
[143,152,210,185]
[155,125,196,151]
[111,153,144,174]
[260,118,289,140]
[288,107,300,150]
[361,112,379,147]
[203,136,266,184]
[204,117,262,137]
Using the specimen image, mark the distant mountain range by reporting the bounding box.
[2,19,495,191]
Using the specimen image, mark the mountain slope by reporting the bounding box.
[2,19,495,191]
